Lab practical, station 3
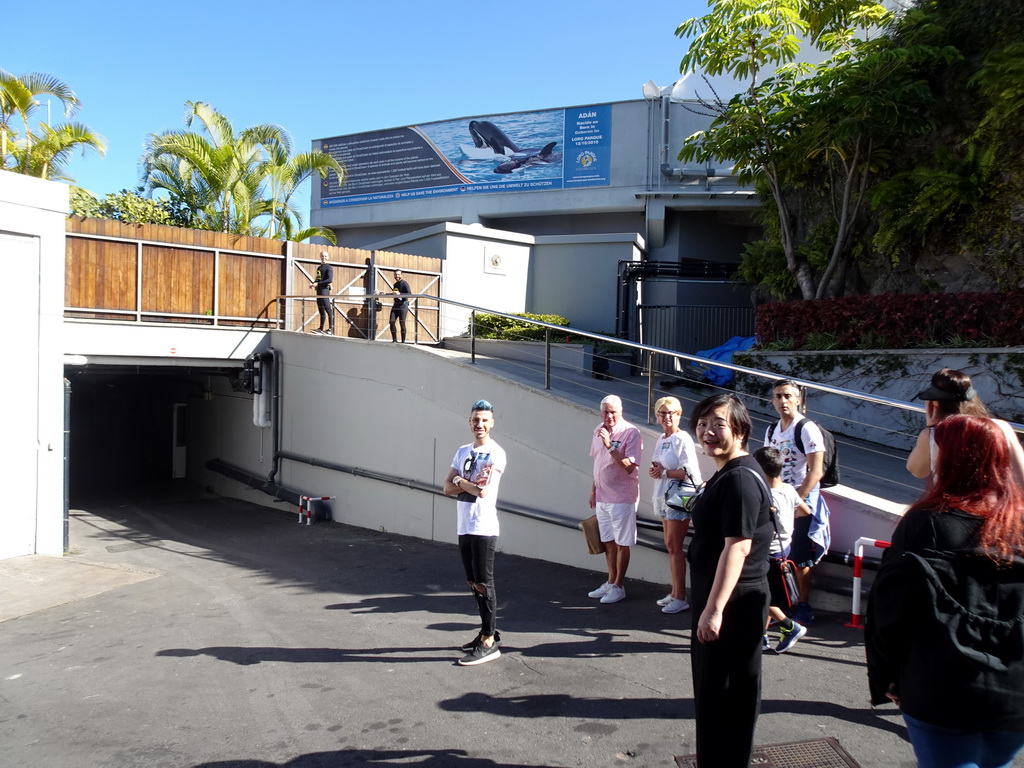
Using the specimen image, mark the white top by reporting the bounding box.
[765,417,825,489]
[451,440,506,537]
[929,417,1024,486]
[769,483,803,554]
[651,430,703,515]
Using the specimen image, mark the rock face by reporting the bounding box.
[736,349,1024,450]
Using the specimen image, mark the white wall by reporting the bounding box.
[438,228,531,337]
[62,322,268,363]
[194,333,686,584]
[191,332,904,585]
[0,171,68,558]
[529,234,643,332]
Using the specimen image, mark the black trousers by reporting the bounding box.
[389,305,408,341]
[690,573,769,768]
[316,289,333,332]
[459,534,497,636]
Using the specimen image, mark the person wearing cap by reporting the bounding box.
[444,399,507,665]
[309,251,334,335]
[907,367,1024,485]
[587,394,643,605]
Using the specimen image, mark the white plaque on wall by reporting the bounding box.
[484,245,505,275]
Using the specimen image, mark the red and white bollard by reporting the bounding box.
[845,536,891,628]
[298,495,335,525]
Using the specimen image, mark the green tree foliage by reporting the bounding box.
[142,102,346,243]
[69,187,192,227]
[675,0,935,299]
[864,0,1024,289]
[0,68,105,181]
[677,0,1022,297]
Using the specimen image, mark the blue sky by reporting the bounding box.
[5,0,707,211]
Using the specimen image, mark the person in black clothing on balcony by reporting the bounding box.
[310,251,334,335]
[388,269,412,342]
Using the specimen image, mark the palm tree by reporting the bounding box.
[259,142,346,240]
[0,69,105,179]
[143,102,345,241]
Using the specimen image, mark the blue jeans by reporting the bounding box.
[904,714,1024,768]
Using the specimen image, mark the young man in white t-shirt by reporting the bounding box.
[444,399,507,666]
[764,380,831,625]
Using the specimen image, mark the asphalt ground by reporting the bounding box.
[0,488,943,768]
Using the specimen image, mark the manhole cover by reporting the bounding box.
[676,737,860,768]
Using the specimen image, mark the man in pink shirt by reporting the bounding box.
[587,395,643,604]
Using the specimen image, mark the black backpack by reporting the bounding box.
[767,416,840,488]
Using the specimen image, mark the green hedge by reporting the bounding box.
[473,313,571,341]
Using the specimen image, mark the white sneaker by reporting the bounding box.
[661,598,690,614]
[656,593,673,607]
[600,584,626,604]
[588,582,613,599]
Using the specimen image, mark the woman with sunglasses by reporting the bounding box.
[686,394,773,767]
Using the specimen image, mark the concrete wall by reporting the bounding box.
[62,322,268,363]
[440,229,531,338]
[192,333,710,585]
[738,348,1024,450]
[368,223,647,334]
[529,234,642,333]
[0,171,69,558]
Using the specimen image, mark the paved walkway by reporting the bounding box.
[0,490,931,767]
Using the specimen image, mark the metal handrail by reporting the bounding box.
[408,293,1023,435]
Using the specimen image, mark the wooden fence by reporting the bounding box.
[65,218,442,339]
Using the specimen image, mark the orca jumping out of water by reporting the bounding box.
[494,142,558,174]
[468,120,521,156]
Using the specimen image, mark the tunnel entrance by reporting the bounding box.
[65,366,241,504]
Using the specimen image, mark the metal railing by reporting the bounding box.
[277,293,441,342]
[442,299,930,425]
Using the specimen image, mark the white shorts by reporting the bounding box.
[595,501,638,546]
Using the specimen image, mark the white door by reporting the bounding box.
[1,232,41,558]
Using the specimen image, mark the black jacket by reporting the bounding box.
[866,507,1024,731]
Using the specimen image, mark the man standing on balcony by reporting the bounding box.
[388,269,412,343]
[587,395,642,604]
[309,251,334,335]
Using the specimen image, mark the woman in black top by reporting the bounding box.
[867,415,1024,768]
[686,394,773,768]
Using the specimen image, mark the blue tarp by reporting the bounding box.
[694,336,757,386]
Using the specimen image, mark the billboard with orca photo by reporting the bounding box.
[316,105,612,208]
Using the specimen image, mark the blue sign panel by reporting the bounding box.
[317,105,612,208]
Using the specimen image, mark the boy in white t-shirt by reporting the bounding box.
[754,447,811,654]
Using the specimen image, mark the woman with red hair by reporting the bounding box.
[868,415,1024,768]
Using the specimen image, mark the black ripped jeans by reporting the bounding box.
[459,534,497,636]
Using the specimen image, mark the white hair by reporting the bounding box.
[600,395,622,409]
